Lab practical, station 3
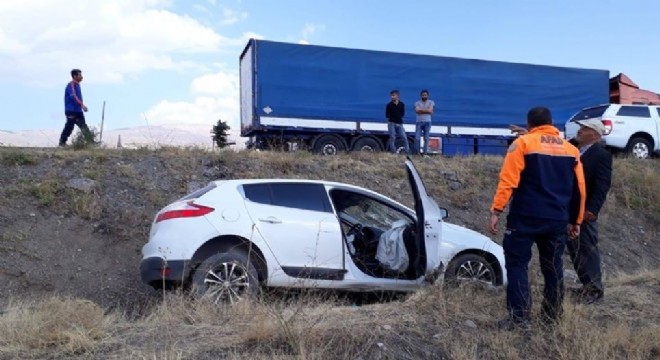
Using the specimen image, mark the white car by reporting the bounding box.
[140,160,506,303]
[564,104,660,159]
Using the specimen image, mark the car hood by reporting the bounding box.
[441,222,497,250]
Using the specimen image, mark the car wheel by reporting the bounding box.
[445,254,496,286]
[312,135,347,155]
[626,137,652,159]
[352,136,383,152]
[192,251,259,304]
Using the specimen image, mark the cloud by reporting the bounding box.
[298,23,325,45]
[0,27,30,54]
[145,70,240,128]
[0,0,250,86]
[191,71,239,96]
[243,31,265,41]
[220,8,248,25]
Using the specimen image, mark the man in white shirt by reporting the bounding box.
[414,90,435,154]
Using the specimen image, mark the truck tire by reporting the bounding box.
[626,137,652,159]
[312,135,346,155]
[351,136,383,152]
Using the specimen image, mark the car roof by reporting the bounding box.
[212,178,349,186]
[581,103,659,110]
[211,178,414,212]
[211,178,382,194]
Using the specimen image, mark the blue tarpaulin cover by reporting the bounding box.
[248,40,609,130]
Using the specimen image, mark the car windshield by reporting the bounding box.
[569,106,608,122]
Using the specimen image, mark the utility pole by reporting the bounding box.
[99,100,106,143]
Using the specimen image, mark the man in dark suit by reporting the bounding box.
[568,119,613,304]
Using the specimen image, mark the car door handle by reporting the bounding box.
[259,217,282,224]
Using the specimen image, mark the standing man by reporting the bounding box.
[59,69,92,147]
[489,106,586,329]
[385,90,409,154]
[567,119,612,304]
[414,90,435,155]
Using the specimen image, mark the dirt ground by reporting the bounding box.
[0,147,658,313]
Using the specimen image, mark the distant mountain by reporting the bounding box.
[0,124,246,149]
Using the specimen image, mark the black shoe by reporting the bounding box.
[497,317,532,331]
[58,142,66,147]
[569,287,603,304]
[578,292,603,305]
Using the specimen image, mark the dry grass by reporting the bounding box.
[609,160,660,223]
[5,147,657,218]
[30,178,62,206]
[69,190,104,220]
[2,270,658,359]
[0,150,36,166]
[0,297,111,357]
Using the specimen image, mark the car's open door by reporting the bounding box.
[405,159,444,280]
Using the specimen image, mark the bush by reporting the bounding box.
[72,127,99,150]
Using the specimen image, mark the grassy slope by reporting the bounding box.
[0,147,658,359]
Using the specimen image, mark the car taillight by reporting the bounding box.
[602,119,613,135]
[156,201,214,223]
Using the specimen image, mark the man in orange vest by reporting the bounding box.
[489,106,586,329]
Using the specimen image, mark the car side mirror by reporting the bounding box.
[440,208,449,220]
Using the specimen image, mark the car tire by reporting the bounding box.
[351,136,383,152]
[192,251,260,304]
[312,134,347,155]
[626,137,652,159]
[444,253,496,287]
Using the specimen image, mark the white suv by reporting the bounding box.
[140,160,506,303]
[564,104,660,159]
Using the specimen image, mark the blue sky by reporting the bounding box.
[0,0,658,132]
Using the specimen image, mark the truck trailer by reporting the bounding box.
[240,39,610,155]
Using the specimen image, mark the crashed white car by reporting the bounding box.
[141,160,506,303]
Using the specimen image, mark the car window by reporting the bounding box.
[616,106,651,118]
[331,190,412,231]
[270,183,332,213]
[243,183,273,205]
[657,108,660,117]
[569,106,608,121]
[244,183,332,213]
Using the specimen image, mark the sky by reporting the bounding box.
[0,0,658,132]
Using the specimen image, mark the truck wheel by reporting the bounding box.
[626,137,652,159]
[312,135,346,155]
[352,136,383,152]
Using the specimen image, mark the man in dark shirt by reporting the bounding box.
[567,119,612,304]
[385,90,409,154]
